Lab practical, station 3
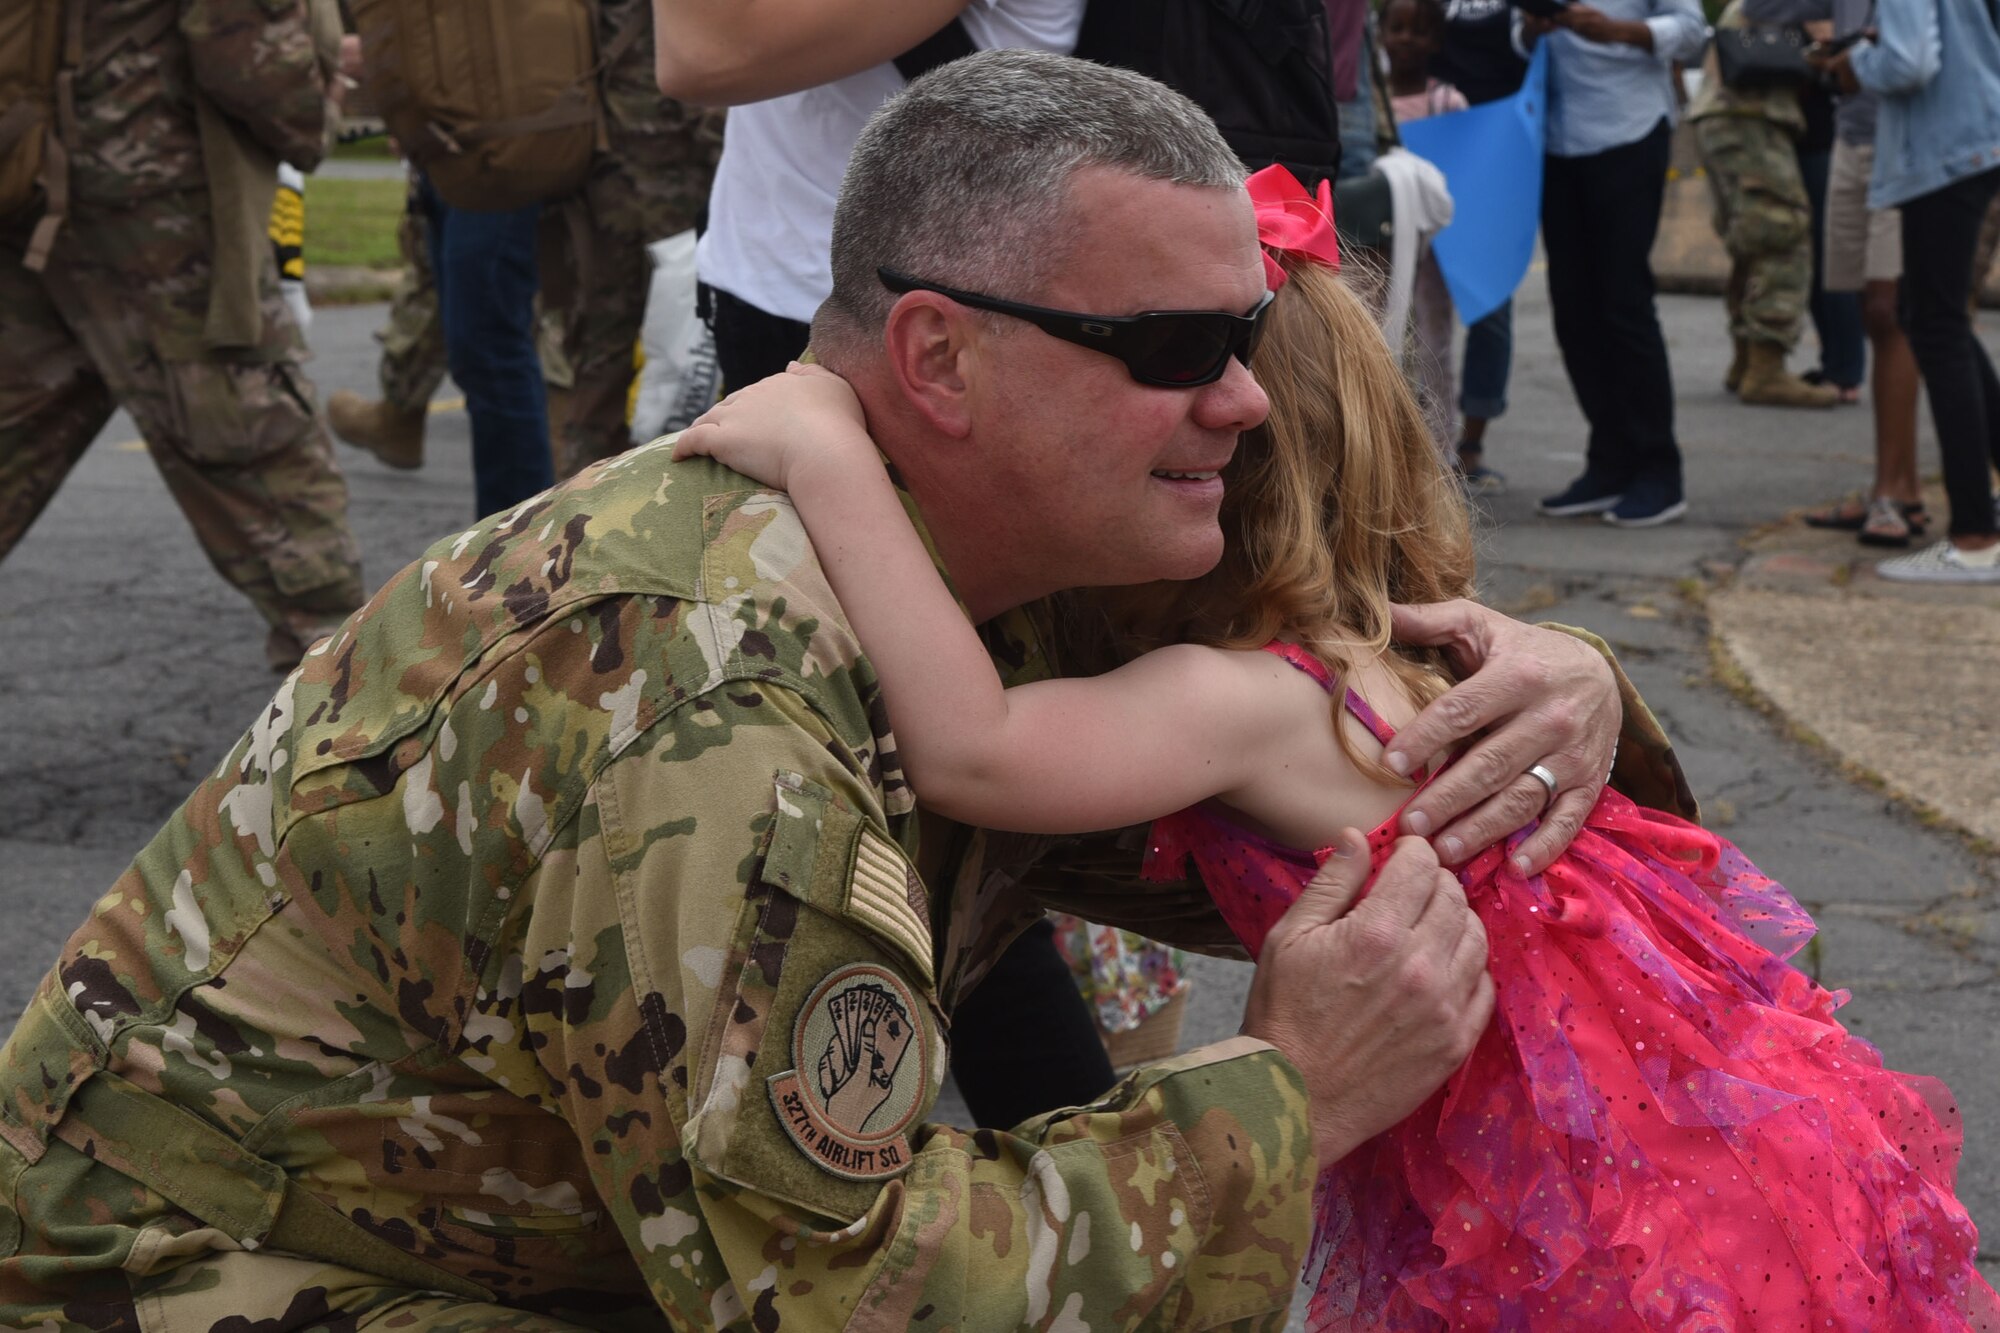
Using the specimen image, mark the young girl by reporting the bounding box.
[674,181,1997,1331]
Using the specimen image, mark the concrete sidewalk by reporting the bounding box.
[1648,120,2000,847]
[1708,501,2000,847]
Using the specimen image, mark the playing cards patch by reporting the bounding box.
[769,964,926,1180]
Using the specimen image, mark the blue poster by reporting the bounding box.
[1395,43,1550,326]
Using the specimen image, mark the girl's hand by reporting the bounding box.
[673,363,873,491]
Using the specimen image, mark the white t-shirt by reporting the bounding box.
[696,0,1085,325]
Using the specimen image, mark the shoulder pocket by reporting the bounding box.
[685,773,944,1224]
[761,773,934,990]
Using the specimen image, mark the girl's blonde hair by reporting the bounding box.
[1073,255,1477,778]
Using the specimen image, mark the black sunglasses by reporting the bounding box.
[878,267,1274,388]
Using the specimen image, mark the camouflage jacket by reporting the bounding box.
[70,0,332,208]
[597,0,725,152]
[0,445,1319,1330]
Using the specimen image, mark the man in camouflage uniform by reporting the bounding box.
[0,0,366,671]
[0,52,1682,1328]
[549,0,724,480]
[1690,2,1841,408]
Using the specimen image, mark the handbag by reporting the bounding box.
[1714,25,1815,90]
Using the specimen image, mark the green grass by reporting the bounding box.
[328,133,397,161]
[307,176,404,271]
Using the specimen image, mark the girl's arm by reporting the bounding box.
[674,370,1299,833]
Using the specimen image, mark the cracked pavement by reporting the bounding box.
[2,281,1994,1289]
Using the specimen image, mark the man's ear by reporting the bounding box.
[882,293,975,439]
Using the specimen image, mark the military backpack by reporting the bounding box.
[352,0,642,212]
[0,0,75,270]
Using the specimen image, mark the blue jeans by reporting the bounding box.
[416,175,554,519]
[1336,48,1378,181]
[1798,147,1866,390]
[1460,298,1513,423]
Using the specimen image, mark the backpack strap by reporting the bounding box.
[22,0,82,273]
[894,15,978,84]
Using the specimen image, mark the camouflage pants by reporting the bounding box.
[1695,113,1811,349]
[550,120,720,479]
[375,173,449,415]
[0,194,364,641]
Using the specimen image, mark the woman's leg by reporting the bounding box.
[1458,297,1512,447]
[1898,167,2000,542]
[1863,278,1923,509]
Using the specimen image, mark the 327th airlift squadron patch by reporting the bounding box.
[769,964,928,1180]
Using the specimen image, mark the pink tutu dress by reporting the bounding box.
[1144,643,1999,1332]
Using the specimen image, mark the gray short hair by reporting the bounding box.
[815,49,1246,353]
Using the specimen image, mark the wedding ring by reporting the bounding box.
[1525,762,1560,812]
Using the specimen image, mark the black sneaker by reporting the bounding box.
[1603,476,1688,528]
[1537,471,1627,517]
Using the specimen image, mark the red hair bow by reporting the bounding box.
[1247,164,1340,290]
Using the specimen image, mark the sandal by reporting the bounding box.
[1804,495,1927,532]
[1801,370,1863,406]
[1858,495,1915,547]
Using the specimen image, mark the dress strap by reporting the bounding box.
[1259,640,1337,692]
[1341,690,1398,747]
[1259,641,1399,746]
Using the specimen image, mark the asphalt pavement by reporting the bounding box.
[2,275,1995,1290]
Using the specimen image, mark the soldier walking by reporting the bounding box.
[1690,1,1842,408]
[0,0,366,670]
[548,0,723,479]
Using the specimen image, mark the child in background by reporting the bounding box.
[676,171,1997,1329]
[1381,0,1472,475]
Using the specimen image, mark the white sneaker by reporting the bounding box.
[1875,540,2000,584]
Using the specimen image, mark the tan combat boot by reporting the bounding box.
[1724,337,1748,394]
[1736,343,1838,408]
[327,389,426,468]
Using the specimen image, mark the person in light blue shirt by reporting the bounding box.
[1529,0,1710,527]
[1815,0,2000,583]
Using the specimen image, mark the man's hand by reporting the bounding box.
[1386,600,1620,874]
[1241,832,1493,1169]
